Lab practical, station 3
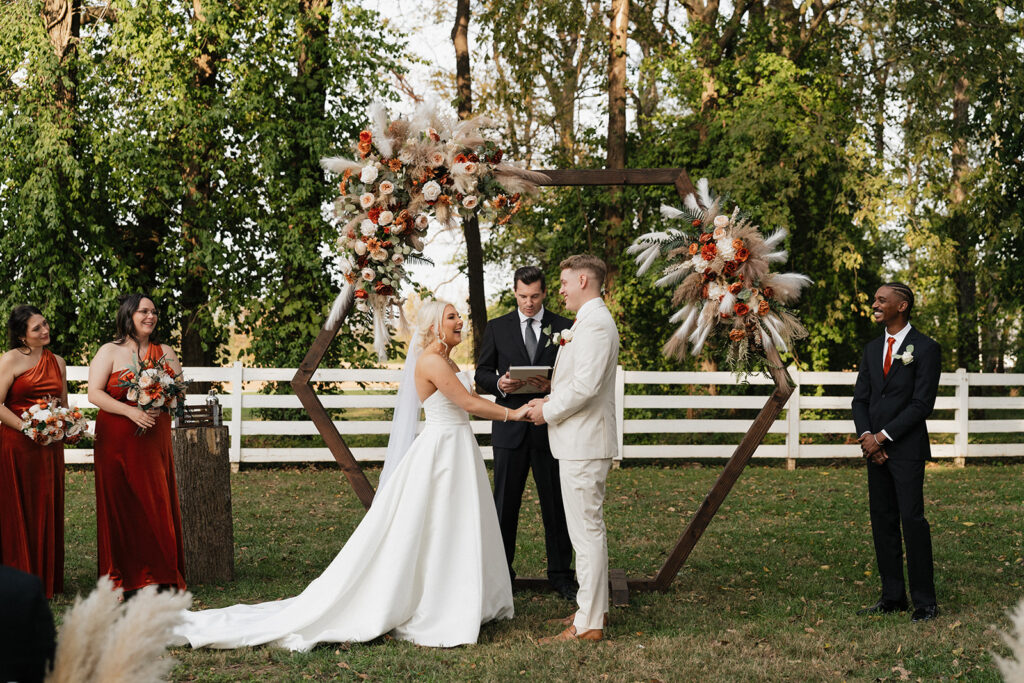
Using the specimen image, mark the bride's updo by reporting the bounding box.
[414,299,455,351]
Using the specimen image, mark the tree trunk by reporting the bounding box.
[179,0,220,373]
[173,426,234,583]
[950,71,978,371]
[43,0,81,106]
[603,0,629,291]
[452,0,487,361]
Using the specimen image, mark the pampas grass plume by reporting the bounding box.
[47,579,192,683]
[995,598,1024,682]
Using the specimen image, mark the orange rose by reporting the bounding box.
[758,300,770,316]
[367,207,382,223]
[735,247,750,263]
[763,286,774,298]
[732,238,744,250]
[688,243,699,255]
[700,243,717,260]
[729,328,746,341]
[699,232,713,243]
[728,282,742,295]
[454,153,468,164]
[723,260,738,276]
[691,219,701,228]
[359,130,372,143]
[354,288,368,299]
[734,302,751,316]
[357,141,372,158]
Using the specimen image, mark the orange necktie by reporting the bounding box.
[883,337,895,376]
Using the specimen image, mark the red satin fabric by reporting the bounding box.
[0,349,65,598]
[94,344,186,592]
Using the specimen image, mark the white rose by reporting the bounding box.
[138,393,152,406]
[361,267,375,281]
[371,249,388,262]
[354,240,367,255]
[690,255,709,272]
[714,215,730,228]
[717,241,736,260]
[415,214,429,229]
[139,374,154,389]
[712,226,727,240]
[429,151,445,167]
[360,165,378,184]
[378,180,395,195]
[35,409,52,421]
[707,282,727,300]
[422,180,442,201]
[360,219,376,236]
[151,396,165,408]
[392,253,405,265]
[462,195,478,209]
[127,388,139,402]
[462,161,477,174]
[452,162,470,175]
[359,193,375,209]
[378,210,394,226]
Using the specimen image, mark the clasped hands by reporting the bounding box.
[858,431,888,465]
[506,397,549,425]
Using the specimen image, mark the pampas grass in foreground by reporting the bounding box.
[996,598,1024,682]
[47,577,192,683]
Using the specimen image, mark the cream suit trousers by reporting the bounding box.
[559,457,613,631]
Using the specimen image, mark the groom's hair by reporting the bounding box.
[882,282,915,318]
[514,266,545,291]
[560,254,606,291]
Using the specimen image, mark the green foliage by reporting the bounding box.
[0,1,407,369]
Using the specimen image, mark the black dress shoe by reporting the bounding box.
[911,605,939,622]
[551,581,578,602]
[857,598,909,615]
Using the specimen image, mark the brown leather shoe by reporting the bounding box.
[537,625,604,644]
[546,612,609,627]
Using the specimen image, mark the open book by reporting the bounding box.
[507,366,552,395]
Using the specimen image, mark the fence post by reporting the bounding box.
[615,365,625,462]
[954,368,968,468]
[785,365,800,470]
[230,360,243,472]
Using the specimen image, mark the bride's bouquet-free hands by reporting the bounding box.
[117,355,187,433]
[20,397,91,445]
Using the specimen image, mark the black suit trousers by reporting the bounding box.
[493,426,573,582]
[867,458,936,608]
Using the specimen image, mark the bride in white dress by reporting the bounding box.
[172,301,529,651]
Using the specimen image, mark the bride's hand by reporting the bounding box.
[510,405,532,422]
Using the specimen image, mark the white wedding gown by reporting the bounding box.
[172,372,514,650]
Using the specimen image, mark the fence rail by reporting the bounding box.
[62,365,1024,466]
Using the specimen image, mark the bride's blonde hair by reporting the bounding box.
[414,299,455,351]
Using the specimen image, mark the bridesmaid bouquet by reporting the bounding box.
[20,398,91,445]
[118,355,187,428]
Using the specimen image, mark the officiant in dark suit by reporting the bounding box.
[475,266,577,600]
[852,282,942,623]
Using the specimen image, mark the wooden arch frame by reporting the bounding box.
[291,168,794,601]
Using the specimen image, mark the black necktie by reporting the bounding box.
[525,318,538,360]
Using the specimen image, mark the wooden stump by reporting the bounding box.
[172,425,234,584]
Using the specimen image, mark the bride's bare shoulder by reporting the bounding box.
[415,352,447,375]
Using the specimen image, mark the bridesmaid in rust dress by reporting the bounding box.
[88,293,186,595]
[0,305,67,598]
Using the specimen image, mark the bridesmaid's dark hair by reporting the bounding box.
[113,293,162,345]
[7,305,44,350]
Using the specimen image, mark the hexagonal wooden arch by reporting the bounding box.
[291,168,794,602]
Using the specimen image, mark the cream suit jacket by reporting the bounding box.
[543,298,619,461]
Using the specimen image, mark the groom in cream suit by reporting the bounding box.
[527,254,619,643]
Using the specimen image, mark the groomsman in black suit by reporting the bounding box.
[475,266,577,600]
[0,565,56,683]
[852,282,942,622]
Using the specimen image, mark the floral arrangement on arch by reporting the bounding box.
[628,179,811,375]
[321,102,548,361]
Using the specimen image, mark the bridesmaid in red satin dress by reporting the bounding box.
[88,294,186,594]
[0,305,67,598]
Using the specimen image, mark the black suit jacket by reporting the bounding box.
[852,327,941,461]
[0,566,56,683]
[475,308,572,449]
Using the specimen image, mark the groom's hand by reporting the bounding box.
[525,375,551,393]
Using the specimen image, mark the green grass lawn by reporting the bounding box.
[56,462,1024,681]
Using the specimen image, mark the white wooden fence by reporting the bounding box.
[63,365,1024,466]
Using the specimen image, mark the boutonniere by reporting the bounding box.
[543,325,574,347]
[898,344,915,365]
